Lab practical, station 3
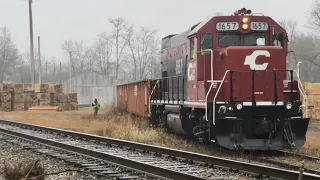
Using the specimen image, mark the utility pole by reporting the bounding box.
[69,53,72,93]
[38,36,42,84]
[28,0,35,90]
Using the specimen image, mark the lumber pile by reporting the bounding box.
[303,83,320,119]
[1,84,13,111]
[57,93,78,111]
[13,84,25,111]
[0,83,78,112]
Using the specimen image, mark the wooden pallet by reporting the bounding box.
[28,106,58,110]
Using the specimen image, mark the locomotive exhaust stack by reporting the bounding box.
[146,8,310,151]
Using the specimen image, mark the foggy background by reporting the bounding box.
[0,0,319,106]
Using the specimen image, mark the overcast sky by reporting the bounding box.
[0,0,314,62]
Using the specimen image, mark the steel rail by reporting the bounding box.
[277,150,320,161]
[0,118,319,180]
[0,126,203,180]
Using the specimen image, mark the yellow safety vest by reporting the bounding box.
[92,101,100,108]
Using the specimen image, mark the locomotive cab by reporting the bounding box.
[149,8,310,150]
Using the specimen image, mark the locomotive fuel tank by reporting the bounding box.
[167,113,187,135]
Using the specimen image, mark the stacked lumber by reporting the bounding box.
[0,83,78,112]
[0,84,2,108]
[49,84,63,106]
[23,83,32,90]
[68,93,78,110]
[37,93,50,106]
[13,84,25,111]
[1,84,13,111]
[303,83,320,119]
[35,84,49,93]
[49,84,63,94]
[24,91,38,108]
[57,93,78,111]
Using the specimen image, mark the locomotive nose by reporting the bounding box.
[223,46,286,71]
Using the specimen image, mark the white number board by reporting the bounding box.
[250,22,268,30]
[216,22,239,31]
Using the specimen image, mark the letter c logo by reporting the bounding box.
[244,50,270,70]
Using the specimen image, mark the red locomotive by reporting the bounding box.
[148,8,310,150]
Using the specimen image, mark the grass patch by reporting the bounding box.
[2,159,44,180]
[0,106,319,156]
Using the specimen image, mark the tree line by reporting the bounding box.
[1,1,320,84]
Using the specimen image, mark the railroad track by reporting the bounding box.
[277,150,320,162]
[0,119,319,180]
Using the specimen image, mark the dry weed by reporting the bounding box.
[1,107,319,156]
[2,159,45,180]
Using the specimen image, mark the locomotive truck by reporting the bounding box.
[148,8,310,150]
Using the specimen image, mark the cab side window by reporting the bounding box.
[273,33,284,47]
[200,33,213,56]
[190,37,195,60]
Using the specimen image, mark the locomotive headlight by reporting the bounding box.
[236,103,243,110]
[242,24,248,29]
[242,17,249,23]
[286,102,293,110]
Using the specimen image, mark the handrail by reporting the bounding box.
[195,49,214,122]
[296,62,308,117]
[211,70,230,125]
[206,69,307,125]
[198,49,214,81]
[149,80,160,113]
[205,70,230,124]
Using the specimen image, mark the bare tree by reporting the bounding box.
[279,20,297,49]
[308,0,320,31]
[127,26,159,80]
[108,17,132,80]
[61,40,76,71]
[92,32,114,79]
[73,41,91,71]
[0,27,21,83]
[278,19,298,72]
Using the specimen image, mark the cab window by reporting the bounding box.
[244,34,266,46]
[273,33,284,47]
[200,33,213,56]
[218,34,240,47]
[190,37,195,60]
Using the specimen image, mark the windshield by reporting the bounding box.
[244,34,265,46]
[218,34,240,48]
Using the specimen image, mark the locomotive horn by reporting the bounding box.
[239,8,246,14]
[245,9,252,14]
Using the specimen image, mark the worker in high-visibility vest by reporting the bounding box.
[92,98,100,119]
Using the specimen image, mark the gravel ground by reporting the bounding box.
[0,136,106,180]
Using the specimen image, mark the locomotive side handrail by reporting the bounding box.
[297,62,308,117]
[206,70,230,124]
[149,79,160,113]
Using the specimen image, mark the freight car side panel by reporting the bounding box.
[116,79,150,118]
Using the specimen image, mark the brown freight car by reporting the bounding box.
[116,79,151,118]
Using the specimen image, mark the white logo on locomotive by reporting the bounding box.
[244,50,270,70]
[187,62,196,80]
